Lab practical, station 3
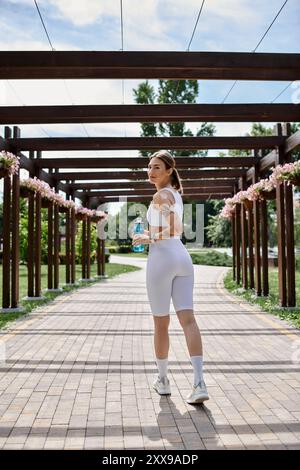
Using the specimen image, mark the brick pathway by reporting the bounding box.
[0,255,299,450]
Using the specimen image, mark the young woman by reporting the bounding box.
[132,150,209,404]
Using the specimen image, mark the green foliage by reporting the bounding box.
[190,250,232,267]
[205,213,232,247]
[133,79,215,157]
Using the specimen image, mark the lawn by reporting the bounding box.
[0,263,141,330]
[223,267,300,329]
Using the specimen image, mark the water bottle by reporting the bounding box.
[132,215,145,253]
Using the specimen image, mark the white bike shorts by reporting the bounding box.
[146,238,194,316]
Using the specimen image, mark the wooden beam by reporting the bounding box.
[35,156,258,169]
[9,136,285,151]
[1,103,300,124]
[1,51,299,80]
[81,188,233,197]
[54,169,247,181]
[93,194,231,202]
[285,129,300,154]
[68,179,236,190]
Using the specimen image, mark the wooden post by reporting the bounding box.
[241,176,248,289]
[65,181,70,284]
[235,204,241,285]
[82,218,86,280]
[247,207,255,289]
[35,150,42,297]
[11,126,21,308]
[47,169,53,290]
[260,198,269,296]
[101,239,105,277]
[70,184,76,284]
[27,151,35,298]
[2,127,12,309]
[253,158,261,296]
[86,198,91,280]
[53,171,60,289]
[231,214,236,281]
[275,123,287,307]
[285,181,296,306]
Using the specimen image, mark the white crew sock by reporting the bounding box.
[190,355,204,386]
[156,357,168,379]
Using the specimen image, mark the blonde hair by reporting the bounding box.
[149,150,183,194]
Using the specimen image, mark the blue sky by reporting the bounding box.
[0,0,299,208]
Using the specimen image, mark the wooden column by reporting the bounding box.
[27,151,35,298]
[82,218,87,279]
[53,171,60,289]
[97,238,102,276]
[34,151,42,297]
[275,124,287,307]
[47,177,54,291]
[285,181,296,306]
[235,204,241,285]
[231,214,236,281]
[86,199,91,280]
[252,159,261,296]
[70,185,76,284]
[241,176,248,289]
[65,182,70,285]
[2,127,12,309]
[11,127,21,308]
[260,198,269,296]
[247,207,255,289]
[101,239,105,277]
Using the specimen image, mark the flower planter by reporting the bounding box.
[20,186,35,198]
[75,213,87,221]
[289,175,300,186]
[59,206,69,213]
[41,198,53,208]
[261,189,276,200]
[242,199,253,211]
[0,168,9,178]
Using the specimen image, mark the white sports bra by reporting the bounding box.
[146,187,183,238]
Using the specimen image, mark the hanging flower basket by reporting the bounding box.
[243,199,253,211]
[41,198,53,208]
[0,163,9,179]
[59,205,69,213]
[75,213,87,221]
[261,188,276,200]
[0,152,20,178]
[20,186,35,198]
[289,175,300,186]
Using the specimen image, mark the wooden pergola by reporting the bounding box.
[0,51,300,312]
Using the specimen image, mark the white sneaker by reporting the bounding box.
[153,376,171,395]
[186,379,209,404]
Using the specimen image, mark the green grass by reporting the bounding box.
[223,267,300,329]
[0,263,141,330]
[111,251,149,258]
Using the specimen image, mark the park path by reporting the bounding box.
[0,255,299,450]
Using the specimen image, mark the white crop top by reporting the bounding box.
[146,187,183,232]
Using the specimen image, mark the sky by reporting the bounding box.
[0,0,299,210]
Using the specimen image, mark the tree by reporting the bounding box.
[133,79,215,156]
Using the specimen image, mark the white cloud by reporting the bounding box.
[45,0,120,26]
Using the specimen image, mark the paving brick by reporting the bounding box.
[0,260,299,450]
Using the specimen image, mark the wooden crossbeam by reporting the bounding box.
[80,187,233,197]
[68,179,236,190]
[1,51,299,80]
[1,103,299,124]
[34,156,258,169]
[52,169,246,181]
[8,136,285,151]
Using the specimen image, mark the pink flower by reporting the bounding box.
[0,151,20,176]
